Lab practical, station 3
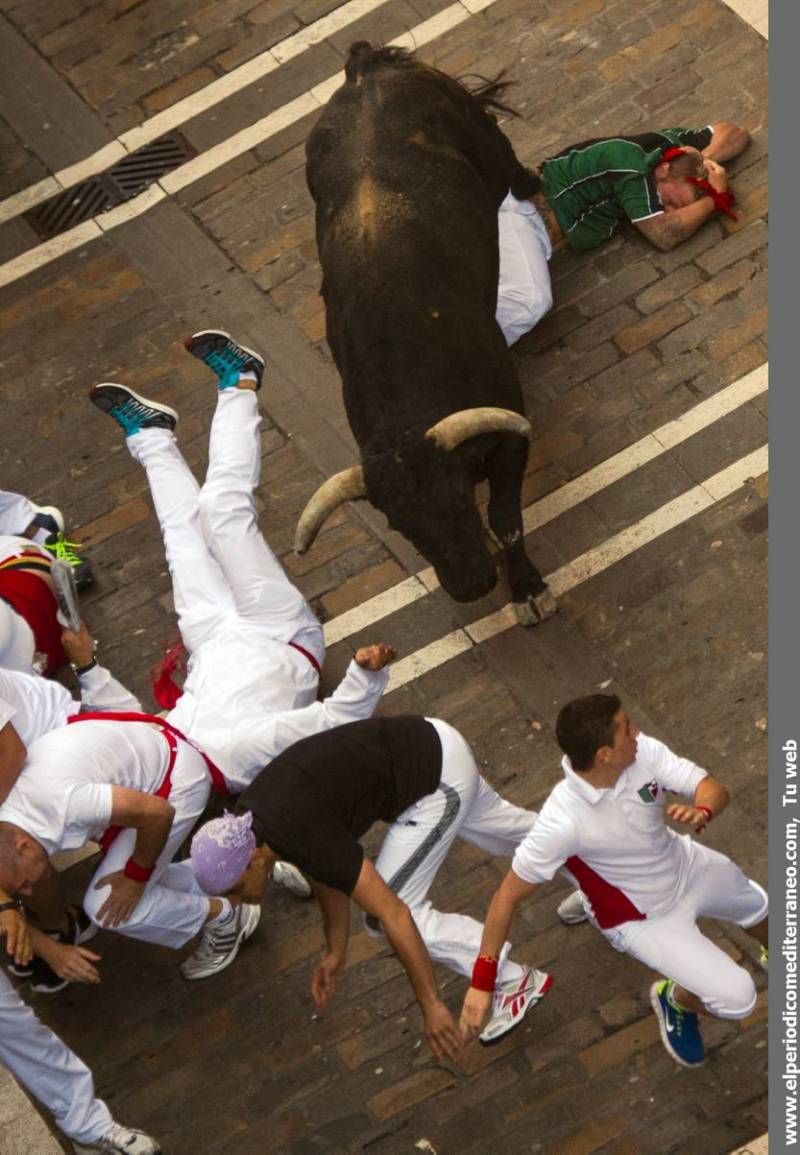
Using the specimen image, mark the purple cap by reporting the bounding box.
[190,811,256,895]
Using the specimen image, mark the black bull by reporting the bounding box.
[294,42,556,625]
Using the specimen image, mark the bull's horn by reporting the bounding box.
[425,407,531,450]
[294,465,366,554]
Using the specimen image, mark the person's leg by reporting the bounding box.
[0,490,36,537]
[197,386,323,662]
[90,385,235,653]
[83,747,215,948]
[128,427,236,653]
[496,193,554,347]
[369,719,524,984]
[0,600,36,673]
[0,970,113,1144]
[458,773,537,856]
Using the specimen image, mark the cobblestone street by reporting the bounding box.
[0,0,768,1151]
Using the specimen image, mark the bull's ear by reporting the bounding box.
[294,466,367,554]
[425,407,531,450]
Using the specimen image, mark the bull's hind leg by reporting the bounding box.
[486,438,557,626]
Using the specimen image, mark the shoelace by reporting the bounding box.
[44,533,85,566]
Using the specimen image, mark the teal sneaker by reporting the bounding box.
[89,384,178,437]
[184,329,265,390]
[650,979,705,1068]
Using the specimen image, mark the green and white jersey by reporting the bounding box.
[540,127,713,252]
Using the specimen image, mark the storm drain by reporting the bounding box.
[24,132,196,240]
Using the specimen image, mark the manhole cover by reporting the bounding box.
[25,132,196,240]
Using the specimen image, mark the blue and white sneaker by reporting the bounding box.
[184,329,265,390]
[650,979,706,1068]
[90,384,178,437]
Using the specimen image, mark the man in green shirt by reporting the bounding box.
[497,121,750,344]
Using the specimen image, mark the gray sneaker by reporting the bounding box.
[556,890,588,925]
[272,861,311,898]
[180,903,261,981]
[73,1121,160,1153]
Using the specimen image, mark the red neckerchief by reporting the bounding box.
[660,146,737,220]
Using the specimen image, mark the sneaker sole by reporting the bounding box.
[479,972,554,1047]
[185,330,265,376]
[648,982,705,1069]
[90,383,179,427]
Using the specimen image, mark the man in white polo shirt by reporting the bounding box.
[459,693,768,1068]
[0,712,262,981]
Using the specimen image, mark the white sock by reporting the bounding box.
[239,370,258,383]
[206,898,234,928]
[31,527,50,544]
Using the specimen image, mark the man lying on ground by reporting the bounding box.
[497,121,750,345]
[459,694,768,1069]
[190,715,551,1059]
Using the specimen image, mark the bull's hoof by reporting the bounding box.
[513,587,558,627]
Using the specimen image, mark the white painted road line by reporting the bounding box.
[323,365,768,646]
[0,0,395,226]
[0,0,497,291]
[384,445,768,692]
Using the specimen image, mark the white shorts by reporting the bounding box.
[496,193,554,346]
[604,840,768,1019]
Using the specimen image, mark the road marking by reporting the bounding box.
[0,0,495,289]
[0,0,397,227]
[323,364,768,646]
[384,445,767,692]
[720,0,768,38]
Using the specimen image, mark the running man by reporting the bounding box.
[459,694,768,1068]
[189,715,550,1057]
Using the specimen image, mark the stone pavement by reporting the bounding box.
[0,0,768,1151]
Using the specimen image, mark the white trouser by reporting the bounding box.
[83,742,212,948]
[127,389,323,664]
[0,490,35,536]
[368,719,537,984]
[604,841,768,1019]
[496,193,554,346]
[0,970,113,1143]
[0,599,36,673]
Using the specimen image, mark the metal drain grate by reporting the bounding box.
[24,132,196,240]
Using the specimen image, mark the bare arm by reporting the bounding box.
[61,625,142,713]
[352,859,463,1062]
[703,122,751,163]
[93,788,175,928]
[310,880,352,1010]
[0,720,26,805]
[635,197,716,251]
[460,868,539,1039]
[667,774,730,832]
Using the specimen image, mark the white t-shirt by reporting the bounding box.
[512,733,708,927]
[166,624,388,791]
[0,669,78,746]
[0,720,170,855]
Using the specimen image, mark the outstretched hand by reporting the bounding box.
[355,643,397,671]
[459,986,493,1042]
[424,1000,464,1063]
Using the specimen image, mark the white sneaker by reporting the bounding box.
[180,903,261,981]
[272,860,312,898]
[557,889,588,925]
[74,1121,160,1153]
[479,966,553,1046]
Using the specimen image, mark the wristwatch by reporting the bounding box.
[70,657,98,676]
[0,900,22,915]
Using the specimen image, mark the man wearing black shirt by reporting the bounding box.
[189,716,549,1055]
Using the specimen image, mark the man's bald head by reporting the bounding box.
[0,821,50,896]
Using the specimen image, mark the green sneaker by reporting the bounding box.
[759,945,768,971]
[43,530,93,590]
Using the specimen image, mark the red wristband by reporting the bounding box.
[471,955,499,992]
[696,805,713,824]
[124,858,155,883]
